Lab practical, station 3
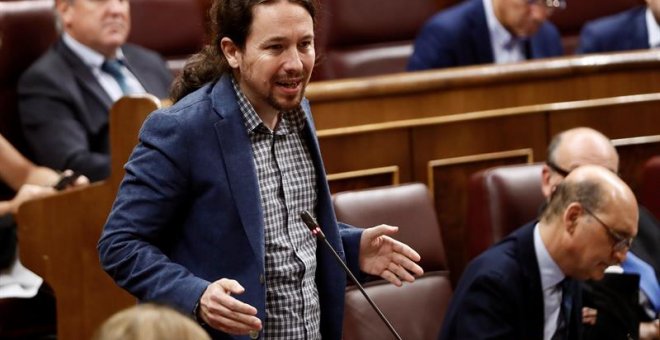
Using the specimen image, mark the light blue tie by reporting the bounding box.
[622,252,660,314]
[101,59,129,94]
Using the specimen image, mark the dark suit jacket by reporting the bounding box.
[97,74,363,340]
[439,222,583,340]
[576,6,649,54]
[407,0,563,71]
[18,38,173,181]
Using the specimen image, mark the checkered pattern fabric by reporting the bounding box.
[233,78,321,339]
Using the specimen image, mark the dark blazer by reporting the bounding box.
[18,38,173,181]
[97,74,363,340]
[439,222,583,340]
[577,6,649,54]
[407,0,563,71]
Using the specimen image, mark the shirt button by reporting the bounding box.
[249,330,260,339]
[259,274,265,284]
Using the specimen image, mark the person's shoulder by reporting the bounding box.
[18,44,75,92]
[583,6,645,35]
[427,0,480,27]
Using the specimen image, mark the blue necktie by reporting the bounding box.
[552,278,574,340]
[101,59,129,94]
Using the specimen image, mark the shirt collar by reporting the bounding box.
[62,33,125,69]
[646,7,660,48]
[231,76,306,135]
[483,0,523,51]
[534,222,565,291]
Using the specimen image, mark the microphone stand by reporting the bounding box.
[300,210,403,340]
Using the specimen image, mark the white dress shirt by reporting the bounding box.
[483,0,527,64]
[62,33,146,102]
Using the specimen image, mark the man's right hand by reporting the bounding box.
[198,278,262,335]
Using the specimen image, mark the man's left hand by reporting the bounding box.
[358,224,424,286]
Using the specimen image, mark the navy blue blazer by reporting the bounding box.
[97,74,363,340]
[407,0,563,71]
[577,6,649,54]
[18,38,173,181]
[439,222,583,340]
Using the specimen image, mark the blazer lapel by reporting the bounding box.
[212,76,265,264]
[471,0,495,64]
[56,39,113,110]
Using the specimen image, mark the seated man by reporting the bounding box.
[440,165,638,339]
[407,0,564,71]
[542,127,659,339]
[577,0,660,54]
[18,0,173,182]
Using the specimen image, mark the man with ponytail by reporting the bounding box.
[98,1,424,339]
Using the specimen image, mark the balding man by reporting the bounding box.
[542,127,660,339]
[439,165,638,340]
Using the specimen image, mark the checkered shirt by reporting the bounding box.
[233,78,321,339]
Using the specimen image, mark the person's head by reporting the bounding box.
[540,165,638,281]
[647,0,660,23]
[542,127,619,199]
[92,303,210,340]
[56,0,130,58]
[170,0,319,105]
[492,0,560,38]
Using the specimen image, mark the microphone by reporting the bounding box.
[300,210,402,340]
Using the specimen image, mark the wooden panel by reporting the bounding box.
[327,165,400,193]
[427,150,534,284]
[319,129,412,183]
[16,95,161,340]
[308,50,660,130]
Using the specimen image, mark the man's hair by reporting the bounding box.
[541,177,603,222]
[92,303,210,340]
[169,0,319,103]
[546,130,564,165]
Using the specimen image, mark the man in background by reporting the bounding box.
[577,0,660,54]
[408,0,564,71]
[542,128,659,339]
[18,0,172,182]
[440,165,638,339]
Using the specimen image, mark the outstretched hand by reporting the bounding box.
[358,225,424,286]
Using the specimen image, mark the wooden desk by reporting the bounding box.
[16,95,161,340]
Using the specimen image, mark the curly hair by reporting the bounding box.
[170,0,318,102]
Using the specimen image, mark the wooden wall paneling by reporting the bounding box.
[426,150,534,285]
[16,95,161,340]
[308,51,660,130]
[547,93,660,140]
[319,128,412,192]
[326,165,400,193]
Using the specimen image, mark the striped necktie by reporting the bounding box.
[101,59,129,94]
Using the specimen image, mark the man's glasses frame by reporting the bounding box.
[528,0,567,9]
[582,206,633,252]
[546,160,571,177]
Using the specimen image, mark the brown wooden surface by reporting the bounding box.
[307,50,660,130]
[319,93,660,284]
[16,95,161,340]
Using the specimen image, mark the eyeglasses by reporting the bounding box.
[582,206,633,252]
[528,0,567,9]
[546,160,571,177]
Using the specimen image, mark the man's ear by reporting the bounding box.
[221,37,240,69]
[56,0,72,24]
[541,164,554,199]
[563,202,581,235]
